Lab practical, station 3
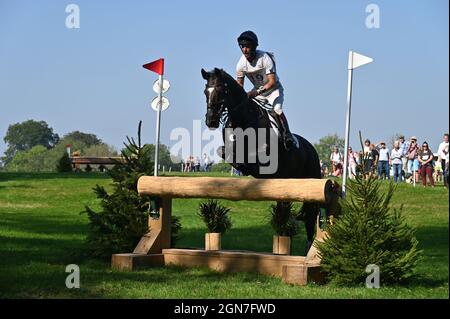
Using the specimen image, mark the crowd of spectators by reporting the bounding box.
[182,153,213,172]
[324,133,449,188]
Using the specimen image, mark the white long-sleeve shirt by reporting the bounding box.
[437,141,449,160]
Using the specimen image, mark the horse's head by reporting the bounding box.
[201,68,229,129]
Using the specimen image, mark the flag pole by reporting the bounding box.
[342,51,373,198]
[342,66,353,198]
[154,74,163,176]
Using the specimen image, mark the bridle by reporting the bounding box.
[205,80,255,126]
[205,82,229,124]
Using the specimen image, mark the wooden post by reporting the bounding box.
[273,236,291,255]
[205,233,221,250]
[133,197,172,254]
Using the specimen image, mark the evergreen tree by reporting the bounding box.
[316,176,421,286]
[56,152,73,172]
[82,121,154,258]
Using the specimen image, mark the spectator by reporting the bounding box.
[434,162,443,183]
[184,155,193,172]
[398,135,410,181]
[232,167,242,176]
[332,162,343,177]
[363,139,371,155]
[437,133,449,187]
[329,147,342,176]
[347,147,358,179]
[320,160,329,178]
[418,141,435,187]
[369,144,379,177]
[203,153,212,172]
[194,156,201,172]
[363,139,373,173]
[391,141,403,183]
[376,141,390,180]
[444,145,449,189]
[406,137,419,183]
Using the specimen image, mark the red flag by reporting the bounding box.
[143,58,164,75]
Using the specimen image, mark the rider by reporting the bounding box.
[235,30,295,150]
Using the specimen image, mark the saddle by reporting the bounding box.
[252,98,299,149]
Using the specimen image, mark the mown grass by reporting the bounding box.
[0,172,448,298]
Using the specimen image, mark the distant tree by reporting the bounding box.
[389,133,404,149]
[84,144,119,157]
[5,145,48,172]
[121,143,174,170]
[3,120,59,165]
[62,131,102,147]
[313,134,345,167]
[41,139,89,172]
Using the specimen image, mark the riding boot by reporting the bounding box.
[277,112,295,150]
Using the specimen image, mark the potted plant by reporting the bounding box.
[269,201,300,255]
[198,199,232,250]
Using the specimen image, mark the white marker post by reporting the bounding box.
[151,78,170,176]
[154,74,164,176]
[342,51,373,197]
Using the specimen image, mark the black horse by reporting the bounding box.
[201,67,324,249]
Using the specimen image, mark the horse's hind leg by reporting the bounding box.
[302,203,319,252]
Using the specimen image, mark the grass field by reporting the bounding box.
[0,172,448,298]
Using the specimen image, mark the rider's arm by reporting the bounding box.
[260,73,277,93]
[236,59,245,88]
[257,53,278,94]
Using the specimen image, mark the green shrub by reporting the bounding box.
[316,176,422,286]
[269,201,300,237]
[211,161,232,173]
[197,199,232,233]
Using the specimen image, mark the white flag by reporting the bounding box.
[348,51,373,70]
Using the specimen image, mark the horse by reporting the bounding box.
[201,67,325,250]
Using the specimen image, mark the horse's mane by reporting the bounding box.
[218,69,246,98]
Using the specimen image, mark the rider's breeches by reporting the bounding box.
[255,87,284,115]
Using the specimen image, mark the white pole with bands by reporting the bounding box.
[154,74,164,176]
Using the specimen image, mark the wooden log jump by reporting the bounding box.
[112,176,340,286]
[137,176,334,203]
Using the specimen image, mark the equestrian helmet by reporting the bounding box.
[237,31,258,47]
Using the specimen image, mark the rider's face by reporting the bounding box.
[240,43,256,61]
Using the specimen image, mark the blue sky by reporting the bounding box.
[0,0,448,160]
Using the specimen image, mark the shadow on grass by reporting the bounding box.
[0,214,88,237]
[415,225,449,257]
[0,172,111,182]
[175,225,310,256]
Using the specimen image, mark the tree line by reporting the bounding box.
[0,119,348,173]
[0,120,177,172]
